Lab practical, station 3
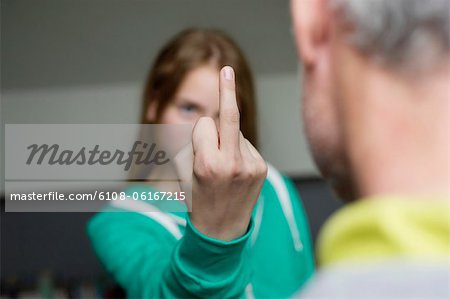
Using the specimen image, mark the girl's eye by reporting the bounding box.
[179,104,197,114]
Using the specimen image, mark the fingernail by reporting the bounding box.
[223,66,234,81]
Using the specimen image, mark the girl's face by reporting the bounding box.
[149,64,220,127]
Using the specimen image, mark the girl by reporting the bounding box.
[88,28,314,298]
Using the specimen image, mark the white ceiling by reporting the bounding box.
[1,0,299,90]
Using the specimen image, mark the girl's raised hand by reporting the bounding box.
[175,66,267,241]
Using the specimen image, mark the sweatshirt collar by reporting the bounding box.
[317,195,450,267]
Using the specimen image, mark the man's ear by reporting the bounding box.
[291,0,330,68]
[146,100,158,122]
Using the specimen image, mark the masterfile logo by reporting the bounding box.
[26,141,170,171]
[4,124,192,212]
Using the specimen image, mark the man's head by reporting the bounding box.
[291,0,450,201]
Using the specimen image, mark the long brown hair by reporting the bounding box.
[141,28,258,147]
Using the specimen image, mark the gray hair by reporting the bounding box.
[330,0,450,71]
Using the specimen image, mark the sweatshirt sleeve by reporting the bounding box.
[87,207,254,298]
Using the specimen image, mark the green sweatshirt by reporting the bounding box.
[87,164,315,298]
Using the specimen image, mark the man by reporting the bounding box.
[289,0,450,297]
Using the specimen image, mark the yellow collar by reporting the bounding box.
[318,195,450,267]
